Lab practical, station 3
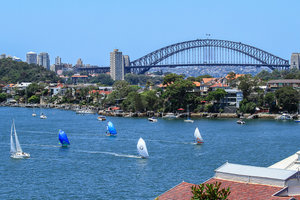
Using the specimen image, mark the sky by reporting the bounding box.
[0,0,299,66]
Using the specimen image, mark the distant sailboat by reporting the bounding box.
[137,137,149,158]
[32,108,36,117]
[40,112,47,119]
[194,127,203,144]
[58,130,70,147]
[10,120,30,159]
[184,105,194,123]
[106,121,117,136]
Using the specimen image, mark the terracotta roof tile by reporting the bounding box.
[158,181,194,200]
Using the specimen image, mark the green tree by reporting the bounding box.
[0,58,59,83]
[239,99,256,114]
[275,87,299,113]
[163,73,184,85]
[121,91,144,112]
[206,89,227,102]
[162,79,195,112]
[28,95,40,103]
[238,75,258,100]
[191,182,231,200]
[141,90,161,111]
[0,93,7,102]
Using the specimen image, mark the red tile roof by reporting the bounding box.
[158,181,194,200]
[226,73,245,79]
[158,178,300,200]
[193,81,201,87]
[210,83,228,88]
[202,78,216,84]
[89,90,112,95]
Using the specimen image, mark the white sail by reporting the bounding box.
[13,121,23,153]
[194,127,203,143]
[10,122,16,153]
[137,138,149,158]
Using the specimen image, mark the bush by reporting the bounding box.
[191,181,231,200]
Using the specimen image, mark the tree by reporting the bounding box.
[275,87,299,113]
[239,99,256,114]
[141,90,161,111]
[206,89,227,102]
[227,72,237,87]
[121,91,144,112]
[163,73,184,85]
[162,79,195,112]
[238,75,258,100]
[191,182,231,200]
[0,93,7,102]
[28,95,40,104]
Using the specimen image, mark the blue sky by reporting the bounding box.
[0,0,299,66]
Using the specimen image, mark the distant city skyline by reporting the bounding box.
[0,0,300,66]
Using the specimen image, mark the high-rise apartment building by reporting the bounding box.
[0,54,6,59]
[291,53,300,70]
[26,51,37,64]
[37,52,50,70]
[110,49,124,81]
[55,56,61,65]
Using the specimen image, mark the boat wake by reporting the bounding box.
[23,143,61,148]
[77,150,141,159]
[147,139,194,145]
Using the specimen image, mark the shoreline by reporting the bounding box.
[0,102,292,120]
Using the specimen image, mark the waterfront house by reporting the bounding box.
[219,89,243,113]
[49,83,66,97]
[2,84,15,95]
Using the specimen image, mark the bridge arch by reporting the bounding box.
[129,39,289,74]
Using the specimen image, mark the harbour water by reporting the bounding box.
[0,107,299,199]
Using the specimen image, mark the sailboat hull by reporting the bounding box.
[184,119,194,123]
[11,152,30,159]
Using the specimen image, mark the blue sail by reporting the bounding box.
[59,130,70,146]
[107,121,117,136]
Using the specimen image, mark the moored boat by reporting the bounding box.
[97,115,106,121]
[148,117,157,122]
[162,113,177,119]
[40,113,47,119]
[237,119,245,124]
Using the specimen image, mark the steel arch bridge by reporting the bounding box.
[128,39,289,74]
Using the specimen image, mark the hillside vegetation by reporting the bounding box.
[0,58,59,83]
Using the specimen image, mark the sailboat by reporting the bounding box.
[184,105,194,123]
[32,108,36,117]
[137,137,149,158]
[106,121,117,136]
[194,127,203,144]
[10,120,30,159]
[40,112,47,119]
[58,130,70,147]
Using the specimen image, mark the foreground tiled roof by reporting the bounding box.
[158,178,300,200]
[158,181,194,200]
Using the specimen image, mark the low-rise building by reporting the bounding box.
[267,79,300,92]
